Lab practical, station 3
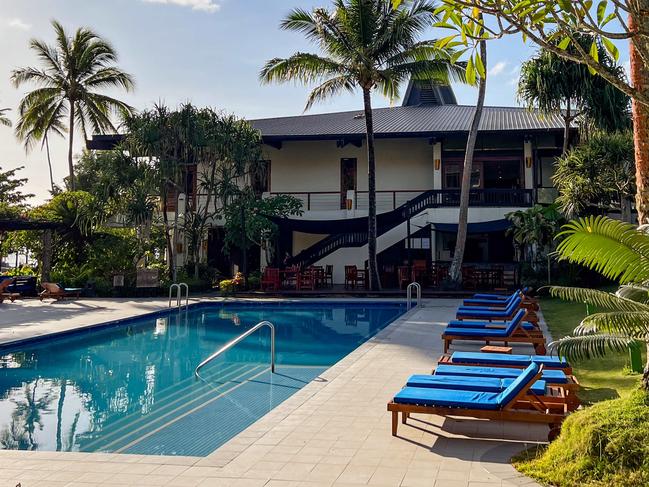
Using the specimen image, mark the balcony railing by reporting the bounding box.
[270,189,533,212]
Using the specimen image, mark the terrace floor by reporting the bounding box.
[0,298,544,486]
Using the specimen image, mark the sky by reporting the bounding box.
[0,0,631,204]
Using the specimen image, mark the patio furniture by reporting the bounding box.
[456,296,538,323]
[388,363,566,441]
[481,345,513,354]
[39,282,83,301]
[397,266,410,289]
[1,275,38,297]
[324,265,334,287]
[297,268,315,291]
[0,278,20,303]
[310,266,325,288]
[463,290,539,311]
[281,267,299,289]
[461,266,477,290]
[261,268,281,291]
[443,309,547,354]
[438,351,572,373]
[344,265,366,289]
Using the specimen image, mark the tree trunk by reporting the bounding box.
[643,342,649,391]
[621,194,633,223]
[562,99,571,154]
[449,41,488,286]
[68,102,76,191]
[363,87,381,291]
[45,133,55,193]
[630,7,649,224]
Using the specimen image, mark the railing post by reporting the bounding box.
[307,193,311,211]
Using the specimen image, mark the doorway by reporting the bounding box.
[340,158,357,209]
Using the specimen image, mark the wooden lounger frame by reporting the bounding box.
[39,282,82,301]
[457,307,539,325]
[443,312,547,354]
[463,299,539,312]
[0,279,20,304]
[388,366,567,441]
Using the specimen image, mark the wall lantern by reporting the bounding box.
[525,156,533,168]
[434,159,441,171]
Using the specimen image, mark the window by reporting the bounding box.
[252,160,271,194]
[444,164,481,189]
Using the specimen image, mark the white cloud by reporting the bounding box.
[488,61,507,76]
[5,18,31,30]
[142,0,222,12]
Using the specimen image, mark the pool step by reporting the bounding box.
[79,363,267,452]
[121,366,328,456]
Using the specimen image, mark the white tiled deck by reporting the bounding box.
[0,298,543,486]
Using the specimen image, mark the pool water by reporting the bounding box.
[0,301,405,456]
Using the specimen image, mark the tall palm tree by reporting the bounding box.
[11,20,135,190]
[0,106,11,127]
[260,0,464,291]
[547,215,649,390]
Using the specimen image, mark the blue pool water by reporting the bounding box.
[0,301,405,456]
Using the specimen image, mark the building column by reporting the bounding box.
[433,141,443,190]
[524,139,534,190]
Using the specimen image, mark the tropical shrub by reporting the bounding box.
[547,215,649,389]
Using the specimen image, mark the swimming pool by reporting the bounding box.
[0,301,405,456]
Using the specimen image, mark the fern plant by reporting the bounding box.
[548,215,649,390]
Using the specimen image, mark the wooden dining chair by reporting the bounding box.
[344,265,358,289]
[325,265,334,287]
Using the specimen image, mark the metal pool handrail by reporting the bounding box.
[195,321,276,379]
[406,282,422,310]
[169,283,189,308]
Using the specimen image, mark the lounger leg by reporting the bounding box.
[392,411,399,436]
[402,412,408,424]
[444,339,449,353]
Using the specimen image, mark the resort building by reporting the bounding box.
[88,81,571,286]
[245,81,569,284]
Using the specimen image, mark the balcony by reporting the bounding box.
[269,189,534,213]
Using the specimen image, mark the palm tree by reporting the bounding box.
[518,35,630,154]
[11,20,135,190]
[547,215,649,390]
[260,0,464,291]
[0,106,11,127]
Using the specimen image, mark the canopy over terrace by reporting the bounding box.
[0,218,65,282]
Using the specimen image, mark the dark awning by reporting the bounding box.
[433,219,512,233]
[0,219,64,231]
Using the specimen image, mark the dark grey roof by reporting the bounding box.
[251,104,568,140]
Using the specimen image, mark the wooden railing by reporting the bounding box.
[271,189,533,212]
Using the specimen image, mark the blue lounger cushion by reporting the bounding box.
[457,297,522,318]
[463,293,518,307]
[450,351,569,368]
[444,309,525,337]
[435,364,568,384]
[495,363,540,405]
[393,387,500,410]
[447,320,536,331]
[406,374,547,395]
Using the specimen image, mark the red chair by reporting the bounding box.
[261,268,280,291]
[397,266,411,290]
[345,266,358,289]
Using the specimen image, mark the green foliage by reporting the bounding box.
[260,0,466,109]
[517,35,630,132]
[0,105,10,127]
[515,390,649,486]
[223,191,303,262]
[547,216,649,370]
[0,166,33,209]
[506,203,563,266]
[553,131,635,218]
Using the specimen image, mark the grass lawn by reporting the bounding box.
[541,297,643,403]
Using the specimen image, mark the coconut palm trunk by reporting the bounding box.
[363,87,381,291]
[449,41,487,286]
[630,7,649,224]
[68,103,76,190]
[562,99,572,154]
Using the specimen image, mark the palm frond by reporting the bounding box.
[576,312,649,339]
[260,53,348,85]
[616,284,649,304]
[549,333,637,361]
[547,286,649,312]
[555,215,649,284]
[305,76,356,110]
[0,107,11,127]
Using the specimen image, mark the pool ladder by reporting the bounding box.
[406,282,422,310]
[169,283,189,308]
[195,321,276,380]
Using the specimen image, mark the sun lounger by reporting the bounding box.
[455,296,538,322]
[440,351,571,372]
[407,373,574,410]
[446,315,539,331]
[388,363,567,441]
[39,282,83,301]
[471,287,533,301]
[463,291,539,311]
[443,309,547,354]
[0,278,21,303]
